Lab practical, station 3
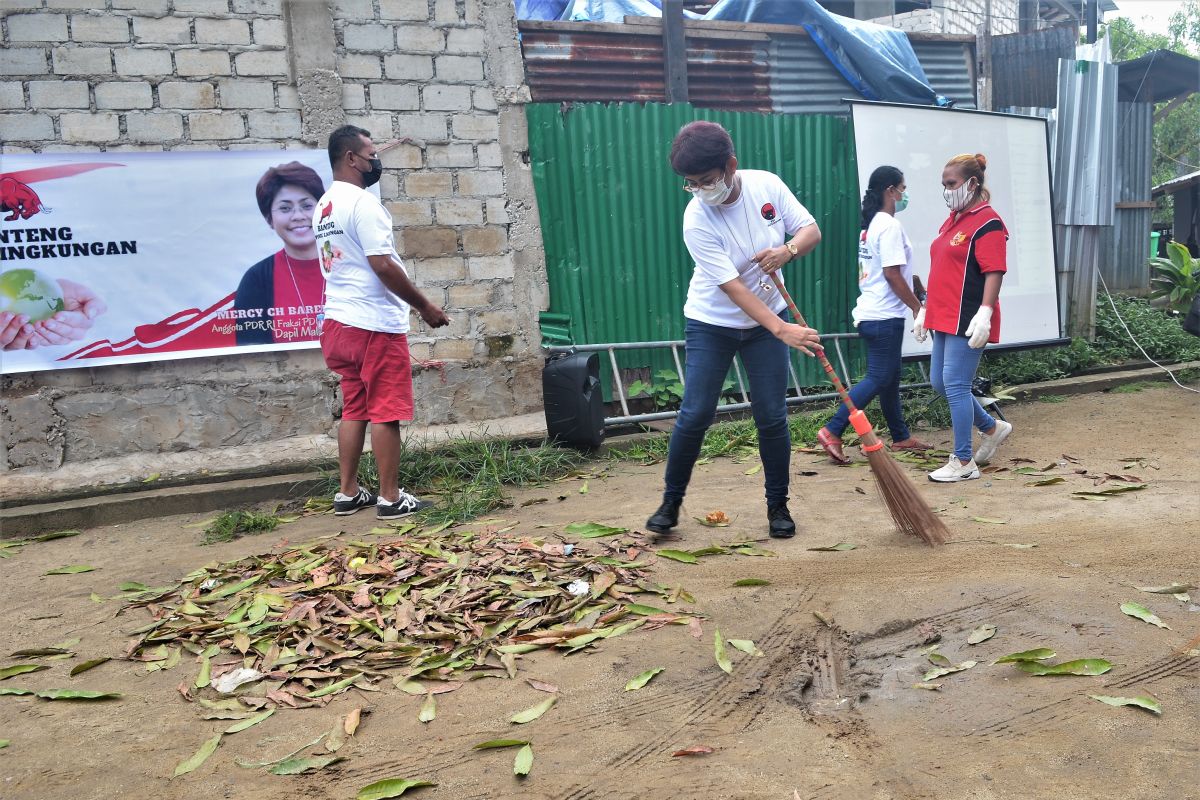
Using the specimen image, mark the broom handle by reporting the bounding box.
[768,271,861,417]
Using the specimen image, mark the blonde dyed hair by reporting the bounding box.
[945,152,991,205]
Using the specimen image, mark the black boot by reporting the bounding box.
[767,502,796,539]
[646,497,682,533]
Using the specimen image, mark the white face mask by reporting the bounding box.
[697,175,734,206]
[944,179,976,211]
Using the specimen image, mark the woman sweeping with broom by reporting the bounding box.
[645,121,822,539]
[816,165,932,465]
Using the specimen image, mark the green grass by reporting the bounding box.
[1037,394,1068,403]
[203,510,281,545]
[1109,381,1157,394]
[318,435,588,526]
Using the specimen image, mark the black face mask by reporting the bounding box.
[357,155,383,188]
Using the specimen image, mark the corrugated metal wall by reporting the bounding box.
[526,102,861,391]
[1107,101,1153,291]
[520,20,977,114]
[991,26,1075,109]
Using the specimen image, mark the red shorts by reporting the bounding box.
[320,318,413,423]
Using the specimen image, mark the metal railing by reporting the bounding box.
[545,334,931,427]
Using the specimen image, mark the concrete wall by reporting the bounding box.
[0,0,547,472]
[870,0,1020,35]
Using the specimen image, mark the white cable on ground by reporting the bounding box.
[1095,268,1200,394]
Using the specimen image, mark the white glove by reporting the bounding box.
[965,305,993,349]
[912,306,928,343]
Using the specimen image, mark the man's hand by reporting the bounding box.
[418,302,450,328]
[752,246,791,275]
[25,279,107,348]
[775,321,822,357]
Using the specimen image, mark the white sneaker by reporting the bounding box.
[974,419,1013,465]
[929,455,981,482]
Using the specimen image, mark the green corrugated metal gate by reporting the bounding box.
[526,102,862,395]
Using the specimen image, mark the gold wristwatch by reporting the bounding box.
[785,239,799,259]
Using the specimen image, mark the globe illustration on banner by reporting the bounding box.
[0,268,65,322]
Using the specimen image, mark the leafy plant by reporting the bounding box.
[627,369,738,411]
[1149,241,1200,313]
[202,509,281,545]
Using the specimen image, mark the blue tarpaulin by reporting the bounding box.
[514,0,950,107]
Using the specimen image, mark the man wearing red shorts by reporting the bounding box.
[313,125,451,518]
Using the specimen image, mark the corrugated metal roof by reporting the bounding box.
[768,35,858,115]
[1106,101,1153,291]
[526,101,862,392]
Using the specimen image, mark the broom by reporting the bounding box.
[769,271,949,546]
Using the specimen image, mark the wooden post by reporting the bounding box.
[976,0,993,111]
[663,0,688,104]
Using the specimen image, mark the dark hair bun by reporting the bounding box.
[975,153,988,170]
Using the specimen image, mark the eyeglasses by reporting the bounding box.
[682,175,724,193]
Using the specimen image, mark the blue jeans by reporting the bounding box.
[663,315,791,506]
[930,331,996,461]
[826,317,911,442]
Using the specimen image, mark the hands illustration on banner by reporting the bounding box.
[0,278,107,351]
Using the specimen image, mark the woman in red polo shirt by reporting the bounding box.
[916,153,1013,482]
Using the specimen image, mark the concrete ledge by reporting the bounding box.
[1003,359,1200,400]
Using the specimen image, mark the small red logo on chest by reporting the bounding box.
[950,231,967,246]
[760,203,776,221]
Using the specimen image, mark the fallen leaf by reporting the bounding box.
[0,664,48,681]
[728,639,764,658]
[812,611,833,627]
[526,679,558,694]
[743,464,761,475]
[579,482,588,494]
[142,472,160,483]
[806,543,856,551]
[270,755,343,775]
[925,649,952,667]
[971,517,1006,525]
[1026,477,1066,486]
[713,629,733,674]
[1073,483,1147,497]
[418,694,436,723]
[992,648,1056,664]
[1120,602,1170,629]
[1089,694,1161,714]
[672,745,715,757]
[513,744,533,776]
[304,673,361,699]
[0,688,32,695]
[563,522,626,538]
[173,733,221,777]
[473,739,529,749]
[225,709,274,734]
[1016,658,1112,676]
[656,549,698,564]
[45,565,96,575]
[0,740,8,748]
[395,680,425,695]
[967,624,997,644]
[624,668,664,691]
[344,707,363,736]
[1001,543,1038,548]
[732,578,770,587]
[69,658,111,677]
[923,661,977,681]
[510,695,556,724]
[1137,583,1195,595]
[912,682,943,690]
[34,689,121,700]
[356,779,438,800]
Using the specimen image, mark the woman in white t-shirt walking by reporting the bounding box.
[646,121,822,540]
[816,165,931,464]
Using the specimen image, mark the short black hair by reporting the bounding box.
[327,125,371,168]
[670,121,734,176]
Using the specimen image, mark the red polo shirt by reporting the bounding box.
[925,203,1008,343]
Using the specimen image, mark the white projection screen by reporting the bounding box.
[849,101,1063,356]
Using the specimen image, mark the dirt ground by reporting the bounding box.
[1,383,1197,800]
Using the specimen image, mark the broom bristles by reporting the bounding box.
[863,447,949,546]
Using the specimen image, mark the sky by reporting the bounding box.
[1105,0,1188,36]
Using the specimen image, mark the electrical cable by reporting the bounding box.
[1095,268,1200,394]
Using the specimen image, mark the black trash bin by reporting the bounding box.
[1185,293,1200,338]
[542,352,604,449]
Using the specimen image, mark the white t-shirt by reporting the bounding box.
[681,170,816,329]
[312,180,410,334]
[851,211,913,324]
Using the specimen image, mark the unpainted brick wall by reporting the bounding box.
[0,0,547,472]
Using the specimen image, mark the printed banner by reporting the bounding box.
[0,149,351,374]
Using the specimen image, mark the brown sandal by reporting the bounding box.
[890,437,933,452]
[816,427,851,465]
